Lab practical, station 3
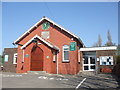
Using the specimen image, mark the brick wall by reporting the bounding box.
[3,48,17,72]
[16,20,82,74]
[96,50,116,73]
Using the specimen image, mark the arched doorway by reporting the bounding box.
[31,46,43,71]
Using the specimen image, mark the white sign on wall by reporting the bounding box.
[100,56,113,65]
[97,58,99,61]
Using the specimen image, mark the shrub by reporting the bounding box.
[115,55,120,64]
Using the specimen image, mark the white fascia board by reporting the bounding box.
[13,18,44,44]
[21,35,37,49]
[80,46,117,51]
[44,17,78,38]
[14,16,84,46]
[36,35,54,48]
[21,35,59,50]
[44,17,84,46]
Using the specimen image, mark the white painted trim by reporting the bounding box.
[83,56,96,71]
[80,46,117,51]
[22,50,24,62]
[44,17,84,46]
[13,16,84,46]
[57,53,58,74]
[38,43,41,45]
[13,53,17,64]
[62,45,70,62]
[13,18,44,44]
[45,17,78,38]
[53,52,56,62]
[78,50,80,62]
[20,34,59,50]
[20,36,35,49]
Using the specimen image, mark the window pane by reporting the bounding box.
[104,62,106,65]
[84,57,88,64]
[64,51,69,60]
[84,66,89,70]
[4,55,9,62]
[64,45,69,47]
[64,48,69,50]
[102,62,104,65]
[107,58,109,62]
[90,57,95,64]
[90,65,95,69]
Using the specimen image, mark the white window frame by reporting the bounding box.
[100,56,113,65]
[13,53,17,64]
[4,55,9,62]
[62,45,69,62]
[83,55,96,71]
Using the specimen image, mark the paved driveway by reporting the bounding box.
[1,72,120,89]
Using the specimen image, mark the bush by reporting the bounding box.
[115,55,120,64]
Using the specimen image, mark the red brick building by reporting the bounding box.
[12,16,117,74]
[80,47,117,73]
[3,48,17,72]
[13,16,84,74]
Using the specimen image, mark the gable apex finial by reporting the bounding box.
[43,16,46,18]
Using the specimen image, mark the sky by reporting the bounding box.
[1,2,118,54]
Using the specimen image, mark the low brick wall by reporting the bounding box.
[98,65,114,73]
[113,63,120,77]
[101,68,112,73]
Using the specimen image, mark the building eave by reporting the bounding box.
[80,46,117,51]
[21,35,60,51]
[13,16,84,46]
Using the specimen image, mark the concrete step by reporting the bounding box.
[27,71,47,75]
[79,71,97,76]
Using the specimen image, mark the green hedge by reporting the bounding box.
[115,55,120,64]
[0,55,4,65]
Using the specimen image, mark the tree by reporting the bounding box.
[0,54,4,65]
[115,45,120,64]
[105,30,113,46]
[92,42,98,47]
[98,34,102,47]
[92,34,102,47]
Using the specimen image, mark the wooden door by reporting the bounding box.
[31,46,43,71]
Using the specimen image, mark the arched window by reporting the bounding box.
[63,45,69,62]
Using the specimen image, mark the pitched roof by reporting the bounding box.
[13,16,84,46]
[21,35,59,51]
